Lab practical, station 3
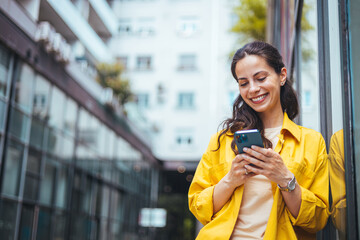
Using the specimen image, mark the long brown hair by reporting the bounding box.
[215,41,299,154]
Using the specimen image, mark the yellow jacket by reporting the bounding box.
[188,113,329,240]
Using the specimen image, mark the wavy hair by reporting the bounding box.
[215,41,299,154]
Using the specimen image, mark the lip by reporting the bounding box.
[250,93,268,104]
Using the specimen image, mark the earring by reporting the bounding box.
[281,81,285,86]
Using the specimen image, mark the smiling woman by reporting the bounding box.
[188,41,329,240]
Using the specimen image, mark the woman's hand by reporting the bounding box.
[213,154,254,214]
[242,145,293,187]
[224,154,255,189]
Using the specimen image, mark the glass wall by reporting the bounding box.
[0,41,158,240]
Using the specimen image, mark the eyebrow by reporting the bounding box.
[237,71,267,81]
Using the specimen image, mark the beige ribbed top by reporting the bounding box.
[230,126,282,240]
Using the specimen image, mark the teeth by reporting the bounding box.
[252,95,266,101]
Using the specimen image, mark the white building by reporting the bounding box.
[109,0,239,169]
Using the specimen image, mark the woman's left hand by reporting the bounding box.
[242,145,293,187]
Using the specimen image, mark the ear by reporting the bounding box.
[280,67,287,85]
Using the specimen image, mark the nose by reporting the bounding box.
[249,81,260,94]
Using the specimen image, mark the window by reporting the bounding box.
[0,43,11,98]
[136,93,149,108]
[118,19,132,35]
[116,56,128,70]
[177,93,194,109]
[175,129,194,148]
[136,56,152,70]
[136,18,155,37]
[178,54,197,71]
[177,16,199,37]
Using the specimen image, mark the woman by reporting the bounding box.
[188,41,329,240]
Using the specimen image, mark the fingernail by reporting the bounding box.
[243,147,248,151]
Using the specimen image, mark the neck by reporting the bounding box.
[259,109,284,129]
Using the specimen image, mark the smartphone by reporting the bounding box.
[234,129,264,154]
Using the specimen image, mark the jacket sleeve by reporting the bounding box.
[286,136,330,232]
[188,135,217,225]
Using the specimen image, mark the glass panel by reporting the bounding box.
[0,43,10,98]
[36,208,51,240]
[48,86,66,129]
[2,140,23,196]
[0,100,6,131]
[62,134,74,161]
[23,175,39,201]
[8,107,30,142]
[29,117,45,149]
[32,75,50,120]
[26,149,41,174]
[47,129,63,157]
[53,211,67,240]
[64,97,77,136]
[0,199,17,239]
[18,205,34,240]
[55,166,68,208]
[300,0,320,131]
[14,63,35,113]
[39,158,56,205]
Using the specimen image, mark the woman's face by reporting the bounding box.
[235,54,286,117]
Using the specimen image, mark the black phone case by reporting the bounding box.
[234,129,264,154]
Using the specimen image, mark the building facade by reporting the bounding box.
[0,0,160,239]
[109,0,239,170]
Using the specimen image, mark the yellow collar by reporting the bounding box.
[281,112,301,142]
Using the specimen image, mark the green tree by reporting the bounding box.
[230,0,315,61]
[96,62,133,106]
[231,0,267,43]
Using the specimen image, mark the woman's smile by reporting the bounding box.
[251,93,268,103]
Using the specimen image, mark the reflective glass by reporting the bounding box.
[62,134,75,161]
[36,208,51,240]
[39,159,56,205]
[300,0,320,131]
[53,211,66,240]
[26,149,41,174]
[0,199,17,238]
[64,98,77,136]
[55,166,68,209]
[8,107,30,142]
[32,75,50,120]
[18,205,33,240]
[29,117,45,149]
[48,86,66,129]
[0,100,6,131]
[14,63,35,113]
[0,43,10,98]
[23,175,39,201]
[2,140,23,196]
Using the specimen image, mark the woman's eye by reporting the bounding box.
[258,77,266,81]
[240,82,248,87]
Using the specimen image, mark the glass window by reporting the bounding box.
[8,107,30,142]
[135,93,149,108]
[0,99,7,131]
[0,43,11,98]
[300,0,320,131]
[97,185,110,218]
[64,97,77,136]
[177,92,195,109]
[13,63,35,113]
[36,208,51,240]
[2,140,23,197]
[177,16,199,37]
[178,54,197,71]
[53,211,67,240]
[18,205,34,240]
[32,75,50,120]
[47,129,63,157]
[0,199,17,238]
[118,19,132,35]
[48,86,66,129]
[26,149,41,174]
[136,17,155,37]
[39,158,56,205]
[29,117,46,150]
[55,166,68,209]
[23,175,40,201]
[136,56,152,70]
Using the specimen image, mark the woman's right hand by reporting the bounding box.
[213,154,254,214]
[224,154,255,189]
